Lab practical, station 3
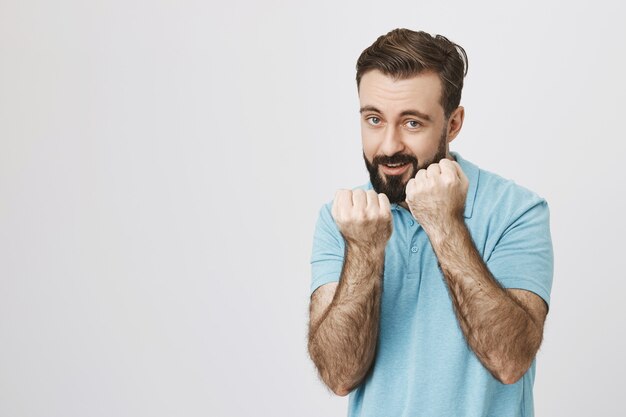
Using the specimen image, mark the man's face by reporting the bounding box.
[359,70,452,204]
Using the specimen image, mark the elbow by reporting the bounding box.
[489,344,540,385]
[308,354,354,396]
[496,372,523,385]
[493,363,531,385]
[331,385,351,397]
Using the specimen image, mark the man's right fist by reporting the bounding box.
[331,189,393,250]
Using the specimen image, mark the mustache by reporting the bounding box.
[372,154,418,166]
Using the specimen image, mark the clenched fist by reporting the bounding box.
[405,158,469,230]
[332,189,393,251]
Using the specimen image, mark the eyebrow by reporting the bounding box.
[359,105,432,122]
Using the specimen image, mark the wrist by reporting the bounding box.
[342,241,386,290]
[423,215,466,248]
[346,240,387,258]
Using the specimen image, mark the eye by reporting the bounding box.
[366,116,381,126]
[405,120,421,129]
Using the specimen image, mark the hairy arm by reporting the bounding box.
[428,219,547,384]
[308,243,384,396]
[405,158,548,385]
[308,189,392,396]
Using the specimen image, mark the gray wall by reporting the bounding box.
[1,0,624,416]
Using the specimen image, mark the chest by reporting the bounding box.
[380,209,488,324]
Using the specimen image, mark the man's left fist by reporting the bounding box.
[405,158,469,229]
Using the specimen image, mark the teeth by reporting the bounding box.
[387,163,405,167]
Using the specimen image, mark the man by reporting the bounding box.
[307,29,553,417]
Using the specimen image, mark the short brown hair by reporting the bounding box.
[356,28,468,118]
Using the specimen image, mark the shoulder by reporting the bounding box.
[458,154,548,220]
[478,167,546,212]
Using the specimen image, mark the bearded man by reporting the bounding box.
[308,28,553,417]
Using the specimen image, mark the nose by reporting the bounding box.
[380,124,404,156]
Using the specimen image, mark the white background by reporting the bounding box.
[1,0,625,416]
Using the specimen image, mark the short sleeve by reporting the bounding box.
[310,202,346,296]
[486,199,554,307]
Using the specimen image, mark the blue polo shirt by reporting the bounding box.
[310,152,553,417]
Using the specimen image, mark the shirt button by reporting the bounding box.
[409,220,415,226]
[411,246,418,253]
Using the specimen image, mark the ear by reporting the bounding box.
[446,106,465,143]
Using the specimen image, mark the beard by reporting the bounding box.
[363,131,448,204]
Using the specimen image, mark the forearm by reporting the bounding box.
[308,243,384,395]
[427,218,543,384]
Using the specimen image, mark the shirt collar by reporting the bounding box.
[363,151,479,218]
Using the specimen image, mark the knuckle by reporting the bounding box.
[351,208,366,222]
[442,175,455,185]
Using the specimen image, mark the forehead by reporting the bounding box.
[358,70,444,118]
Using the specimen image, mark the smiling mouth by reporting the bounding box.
[380,162,411,175]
